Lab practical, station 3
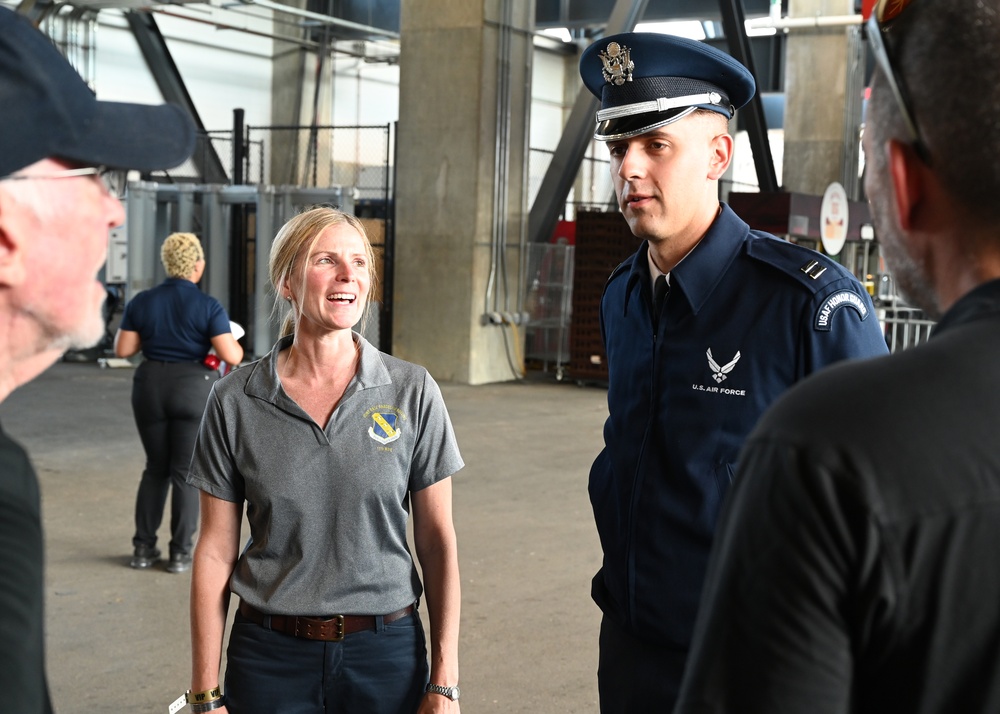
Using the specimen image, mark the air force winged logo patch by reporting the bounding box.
[692,349,746,397]
[368,411,401,444]
[815,290,869,331]
[707,348,741,383]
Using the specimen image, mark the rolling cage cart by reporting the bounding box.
[524,241,574,380]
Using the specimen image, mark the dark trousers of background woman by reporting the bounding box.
[130,360,218,565]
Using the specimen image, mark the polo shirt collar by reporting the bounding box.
[244,331,392,408]
[353,332,393,389]
[623,203,749,316]
[164,277,197,288]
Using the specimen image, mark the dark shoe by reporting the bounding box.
[166,552,193,574]
[129,545,161,569]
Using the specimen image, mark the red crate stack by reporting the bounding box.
[569,210,639,383]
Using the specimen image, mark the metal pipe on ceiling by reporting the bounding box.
[152,7,398,61]
[746,14,862,31]
[153,7,320,50]
[234,0,399,40]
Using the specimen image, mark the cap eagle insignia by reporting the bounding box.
[707,348,741,383]
[599,41,634,86]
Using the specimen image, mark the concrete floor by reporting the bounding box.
[0,361,609,713]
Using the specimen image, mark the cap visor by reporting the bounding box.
[594,107,695,142]
[57,101,196,173]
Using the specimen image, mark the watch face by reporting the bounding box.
[427,684,460,701]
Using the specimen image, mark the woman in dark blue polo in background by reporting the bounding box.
[114,232,243,573]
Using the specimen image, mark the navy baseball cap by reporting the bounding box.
[580,32,756,141]
[0,7,196,178]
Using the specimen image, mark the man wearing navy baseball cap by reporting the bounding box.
[0,8,195,712]
[581,32,888,712]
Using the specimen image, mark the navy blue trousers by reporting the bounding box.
[224,609,429,714]
[130,360,216,556]
[598,614,688,713]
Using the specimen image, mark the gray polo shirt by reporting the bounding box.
[188,333,464,616]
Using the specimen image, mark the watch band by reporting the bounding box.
[425,683,461,701]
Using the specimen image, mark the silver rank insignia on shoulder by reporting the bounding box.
[800,259,828,280]
[600,42,634,86]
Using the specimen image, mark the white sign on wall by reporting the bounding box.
[820,182,849,256]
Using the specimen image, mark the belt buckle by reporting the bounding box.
[327,614,345,641]
[294,614,344,641]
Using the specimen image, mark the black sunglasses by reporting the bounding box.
[866,0,930,162]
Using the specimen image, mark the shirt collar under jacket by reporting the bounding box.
[647,248,667,292]
[932,277,1000,338]
[243,332,393,421]
[623,202,748,317]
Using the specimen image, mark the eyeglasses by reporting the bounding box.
[0,165,129,199]
[866,0,930,162]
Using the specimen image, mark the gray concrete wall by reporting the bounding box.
[269,0,337,186]
[782,0,853,195]
[395,0,534,384]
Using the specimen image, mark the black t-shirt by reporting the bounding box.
[677,280,1000,714]
[0,424,53,714]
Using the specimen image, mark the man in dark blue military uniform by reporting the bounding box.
[580,32,889,712]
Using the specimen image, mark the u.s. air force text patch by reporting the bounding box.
[815,290,869,331]
[691,348,747,397]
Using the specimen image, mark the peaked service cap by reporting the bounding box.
[0,6,196,178]
[580,32,756,141]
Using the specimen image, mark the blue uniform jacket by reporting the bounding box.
[590,204,888,649]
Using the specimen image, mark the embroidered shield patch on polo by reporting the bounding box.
[368,412,401,444]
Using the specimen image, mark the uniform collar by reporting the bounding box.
[623,203,749,316]
[933,278,1000,337]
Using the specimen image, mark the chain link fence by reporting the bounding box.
[151,125,391,197]
[245,125,391,199]
[140,123,395,352]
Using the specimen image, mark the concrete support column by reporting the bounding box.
[782,0,854,195]
[394,0,534,384]
[270,4,334,185]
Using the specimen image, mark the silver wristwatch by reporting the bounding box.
[425,683,460,701]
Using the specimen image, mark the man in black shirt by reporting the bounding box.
[0,10,194,712]
[676,1,1000,712]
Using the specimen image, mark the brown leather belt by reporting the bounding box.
[238,600,414,642]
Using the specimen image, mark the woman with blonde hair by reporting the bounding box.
[115,232,243,573]
[186,207,463,714]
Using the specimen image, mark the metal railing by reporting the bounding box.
[879,301,936,352]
